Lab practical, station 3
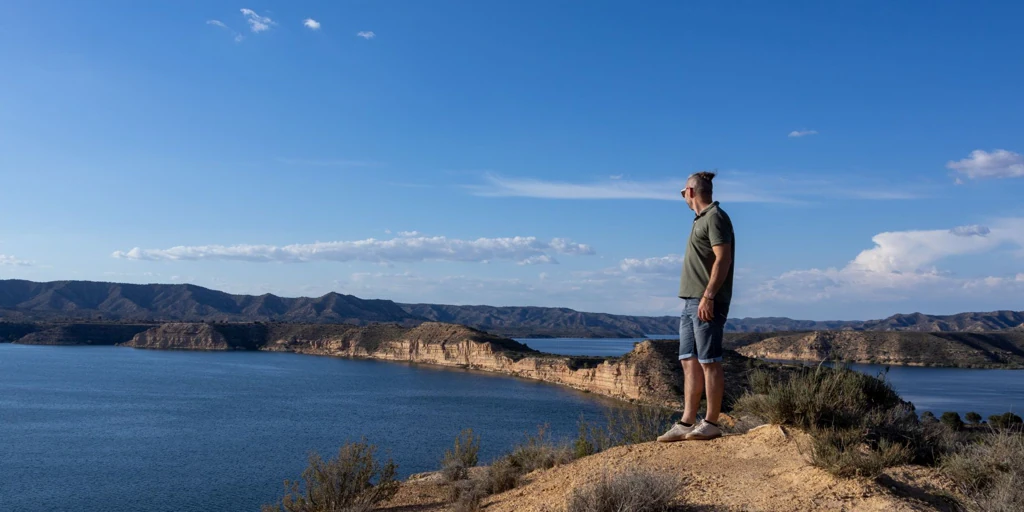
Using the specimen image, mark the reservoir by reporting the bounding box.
[0,344,619,512]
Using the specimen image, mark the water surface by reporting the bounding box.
[0,344,619,512]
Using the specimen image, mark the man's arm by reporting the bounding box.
[704,243,733,300]
[697,243,732,322]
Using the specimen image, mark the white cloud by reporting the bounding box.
[303,18,321,30]
[207,19,243,42]
[609,174,623,180]
[397,231,421,237]
[241,8,275,33]
[619,255,683,275]
[947,149,1024,179]
[753,218,1024,303]
[357,31,375,39]
[0,254,31,266]
[788,130,818,138]
[112,235,595,265]
[518,255,556,266]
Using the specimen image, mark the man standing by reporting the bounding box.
[657,171,735,442]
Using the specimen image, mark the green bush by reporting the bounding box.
[262,440,399,512]
[810,428,912,478]
[941,412,965,431]
[566,468,681,512]
[733,364,922,477]
[920,411,937,423]
[442,428,480,482]
[965,412,983,425]
[941,431,1024,511]
[988,412,1024,430]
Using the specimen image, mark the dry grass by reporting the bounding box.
[262,440,399,512]
[575,405,676,456]
[734,365,927,477]
[441,428,480,482]
[565,467,682,512]
[942,430,1024,511]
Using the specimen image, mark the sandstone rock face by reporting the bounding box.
[124,323,230,350]
[123,321,689,407]
[737,330,1024,368]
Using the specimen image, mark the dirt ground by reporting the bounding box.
[381,425,960,512]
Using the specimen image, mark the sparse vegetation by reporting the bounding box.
[965,411,983,425]
[262,440,399,512]
[988,412,1023,429]
[575,406,676,455]
[941,411,964,431]
[565,468,682,512]
[942,430,1024,511]
[441,428,480,482]
[733,365,927,477]
[507,424,575,474]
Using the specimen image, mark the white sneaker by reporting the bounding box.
[657,422,695,443]
[685,420,723,441]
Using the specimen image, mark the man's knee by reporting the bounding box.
[700,361,723,373]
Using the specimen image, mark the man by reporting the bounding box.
[657,171,735,442]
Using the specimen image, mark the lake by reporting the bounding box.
[518,337,1024,418]
[0,344,621,512]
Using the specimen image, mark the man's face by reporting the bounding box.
[681,182,696,212]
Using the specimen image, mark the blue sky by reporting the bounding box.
[2,1,1023,320]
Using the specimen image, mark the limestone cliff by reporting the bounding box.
[738,330,1024,368]
[124,323,231,350]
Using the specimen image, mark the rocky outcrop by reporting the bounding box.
[120,321,769,408]
[738,330,1024,368]
[10,323,151,345]
[124,323,230,350]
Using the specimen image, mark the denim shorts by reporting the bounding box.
[679,298,729,364]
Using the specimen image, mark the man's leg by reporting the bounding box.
[701,362,724,424]
[681,358,705,425]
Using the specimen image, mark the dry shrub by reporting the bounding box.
[734,365,925,477]
[810,428,912,478]
[262,440,399,512]
[482,457,521,494]
[442,428,480,482]
[507,424,574,474]
[942,431,1024,511]
[576,406,676,455]
[566,467,682,512]
[447,479,487,512]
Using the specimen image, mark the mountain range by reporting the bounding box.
[0,279,1021,337]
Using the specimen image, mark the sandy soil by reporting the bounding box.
[382,425,958,512]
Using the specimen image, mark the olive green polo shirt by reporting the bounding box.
[679,201,735,303]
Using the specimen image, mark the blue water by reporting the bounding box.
[517,335,677,357]
[519,338,1024,418]
[0,344,621,512]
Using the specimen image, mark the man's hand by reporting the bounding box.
[698,296,714,322]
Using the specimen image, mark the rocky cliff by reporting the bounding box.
[121,321,709,408]
[738,330,1024,368]
[123,323,232,350]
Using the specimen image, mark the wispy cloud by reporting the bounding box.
[113,235,595,265]
[466,173,923,203]
[788,129,818,138]
[277,158,381,167]
[207,19,243,42]
[619,255,683,275]
[357,31,376,39]
[241,8,275,33]
[0,254,31,266]
[303,18,321,30]
[609,174,624,180]
[947,149,1024,180]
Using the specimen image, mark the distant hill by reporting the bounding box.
[0,279,1021,337]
